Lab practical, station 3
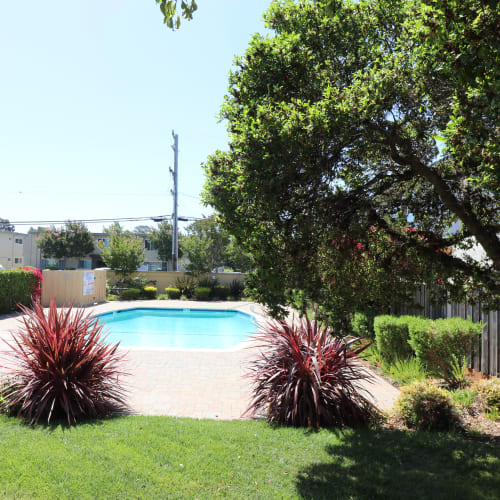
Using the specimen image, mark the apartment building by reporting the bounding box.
[21,231,168,271]
[0,231,25,269]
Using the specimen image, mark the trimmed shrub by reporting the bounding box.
[475,379,500,411]
[165,287,181,300]
[352,309,377,340]
[394,381,460,431]
[121,288,141,300]
[194,287,211,300]
[213,285,230,300]
[142,286,157,299]
[408,317,482,386]
[0,269,40,314]
[0,300,127,424]
[244,315,378,427]
[374,315,422,362]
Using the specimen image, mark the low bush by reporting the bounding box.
[475,379,500,411]
[174,276,197,298]
[194,287,211,301]
[374,315,421,362]
[157,294,169,300]
[165,287,181,300]
[408,317,482,387]
[213,285,230,300]
[0,269,40,314]
[198,276,219,290]
[244,315,378,428]
[0,300,127,424]
[142,286,157,299]
[121,288,141,300]
[351,309,378,340]
[394,381,460,431]
[229,279,245,299]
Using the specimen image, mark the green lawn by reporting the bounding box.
[0,415,499,499]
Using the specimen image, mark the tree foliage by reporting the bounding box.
[149,221,183,263]
[203,0,500,323]
[182,217,252,274]
[38,222,94,260]
[100,231,145,279]
[155,0,198,29]
[0,218,15,232]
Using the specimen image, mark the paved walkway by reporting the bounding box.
[0,300,399,419]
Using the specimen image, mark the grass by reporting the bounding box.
[451,388,477,410]
[384,357,429,386]
[0,416,499,499]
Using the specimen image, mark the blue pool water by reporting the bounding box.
[96,308,257,349]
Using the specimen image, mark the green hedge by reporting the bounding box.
[408,317,482,385]
[374,315,422,362]
[0,270,37,314]
[142,286,157,299]
[165,287,181,299]
[194,287,211,301]
[351,309,378,340]
[213,285,230,300]
[121,288,141,300]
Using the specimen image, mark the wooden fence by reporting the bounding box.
[396,285,499,377]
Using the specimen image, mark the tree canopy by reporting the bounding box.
[100,230,145,279]
[38,222,94,260]
[203,0,500,322]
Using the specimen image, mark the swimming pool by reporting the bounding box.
[96,308,258,349]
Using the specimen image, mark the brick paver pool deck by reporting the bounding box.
[0,300,399,419]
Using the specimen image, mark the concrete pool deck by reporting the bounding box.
[0,300,399,419]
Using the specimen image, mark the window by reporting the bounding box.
[78,260,91,269]
[15,238,23,244]
[144,239,155,251]
[58,259,65,270]
[97,238,109,247]
[14,258,22,264]
[40,259,48,269]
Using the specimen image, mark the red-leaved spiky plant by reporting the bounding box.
[243,315,378,427]
[1,299,127,425]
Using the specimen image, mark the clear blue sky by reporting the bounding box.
[0,0,271,233]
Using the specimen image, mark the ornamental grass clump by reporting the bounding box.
[0,300,127,425]
[244,315,378,428]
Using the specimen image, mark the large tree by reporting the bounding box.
[38,222,94,260]
[203,0,500,321]
[182,217,230,274]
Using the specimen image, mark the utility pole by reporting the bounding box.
[170,131,179,271]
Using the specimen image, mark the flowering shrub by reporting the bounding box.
[244,315,378,428]
[1,300,127,424]
[21,266,44,302]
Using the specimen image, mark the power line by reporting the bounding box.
[9,214,204,226]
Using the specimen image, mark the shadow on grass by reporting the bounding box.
[1,406,131,432]
[296,427,500,500]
